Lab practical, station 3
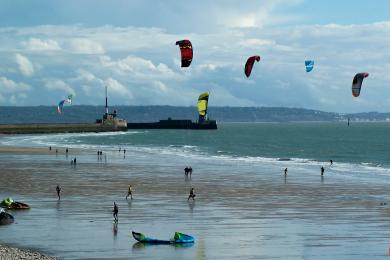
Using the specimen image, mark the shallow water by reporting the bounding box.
[1,147,390,259]
[1,123,390,259]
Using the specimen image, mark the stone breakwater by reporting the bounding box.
[0,245,58,260]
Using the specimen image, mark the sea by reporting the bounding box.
[1,122,390,259]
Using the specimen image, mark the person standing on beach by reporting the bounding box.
[126,185,133,200]
[330,160,333,166]
[284,168,288,175]
[49,146,52,151]
[66,148,68,154]
[184,167,189,175]
[56,185,61,200]
[113,202,118,222]
[74,158,77,165]
[188,188,196,201]
[321,166,325,176]
[189,166,193,176]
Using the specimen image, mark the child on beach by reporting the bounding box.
[113,202,118,222]
[188,188,196,201]
[126,185,133,200]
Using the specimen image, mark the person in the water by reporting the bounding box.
[187,188,196,201]
[284,168,288,175]
[321,166,325,176]
[126,185,133,200]
[113,202,118,222]
[56,185,61,200]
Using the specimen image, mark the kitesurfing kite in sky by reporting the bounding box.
[244,56,260,78]
[175,40,193,67]
[305,60,314,72]
[57,94,74,114]
[352,72,369,97]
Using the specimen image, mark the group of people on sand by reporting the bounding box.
[184,166,193,176]
[284,159,333,177]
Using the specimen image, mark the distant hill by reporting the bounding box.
[0,106,389,124]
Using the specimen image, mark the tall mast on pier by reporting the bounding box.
[105,85,108,115]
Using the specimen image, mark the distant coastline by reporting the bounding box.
[0,105,390,124]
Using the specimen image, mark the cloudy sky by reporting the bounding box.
[1,0,390,112]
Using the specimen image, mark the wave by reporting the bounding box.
[1,133,390,182]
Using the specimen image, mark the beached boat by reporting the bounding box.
[0,210,14,225]
[132,231,194,244]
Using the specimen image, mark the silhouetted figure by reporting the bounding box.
[66,148,68,154]
[321,166,325,176]
[56,185,61,200]
[188,188,196,201]
[49,146,52,151]
[189,166,193,176]
[73,158,77,165]
[119,147,121,152]
[55,149,58,154]
[126,185,133,200]
[123,149,126,155]
[330,160,333,166]
[184,167,189,176]
[113,202,118,222]
[284,168,288,175]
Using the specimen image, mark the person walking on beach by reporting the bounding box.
[56,185,61,200]
[73,157,77,165]
[113,202,118,222]
[126,185,133,200]
[188,188,196,201]
[66,148,68,154]
[184,167,189,176]
[321,166,325,176]
[284,168,288,175]
[330,159,333,166]
[189,166,193,176]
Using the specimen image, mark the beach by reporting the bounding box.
[0,244,57,260]
[0,124,390,259]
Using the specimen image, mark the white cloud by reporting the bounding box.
[44,79,75,95]
[69,39,105,54]
[24,38,61,51]
[0,77,30,105]
[105,78,133,99]
[100,55,178,79]
[15,53,34,76]
[0,76,31,93]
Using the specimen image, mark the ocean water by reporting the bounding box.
[1,122,390,259]
[2,122,390,173]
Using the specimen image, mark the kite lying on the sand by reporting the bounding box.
[132,231,194,244]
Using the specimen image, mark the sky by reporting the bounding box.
[1,0,390,112]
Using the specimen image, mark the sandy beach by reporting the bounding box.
[0,141,390,259]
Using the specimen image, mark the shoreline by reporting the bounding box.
[0,244,58,260]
